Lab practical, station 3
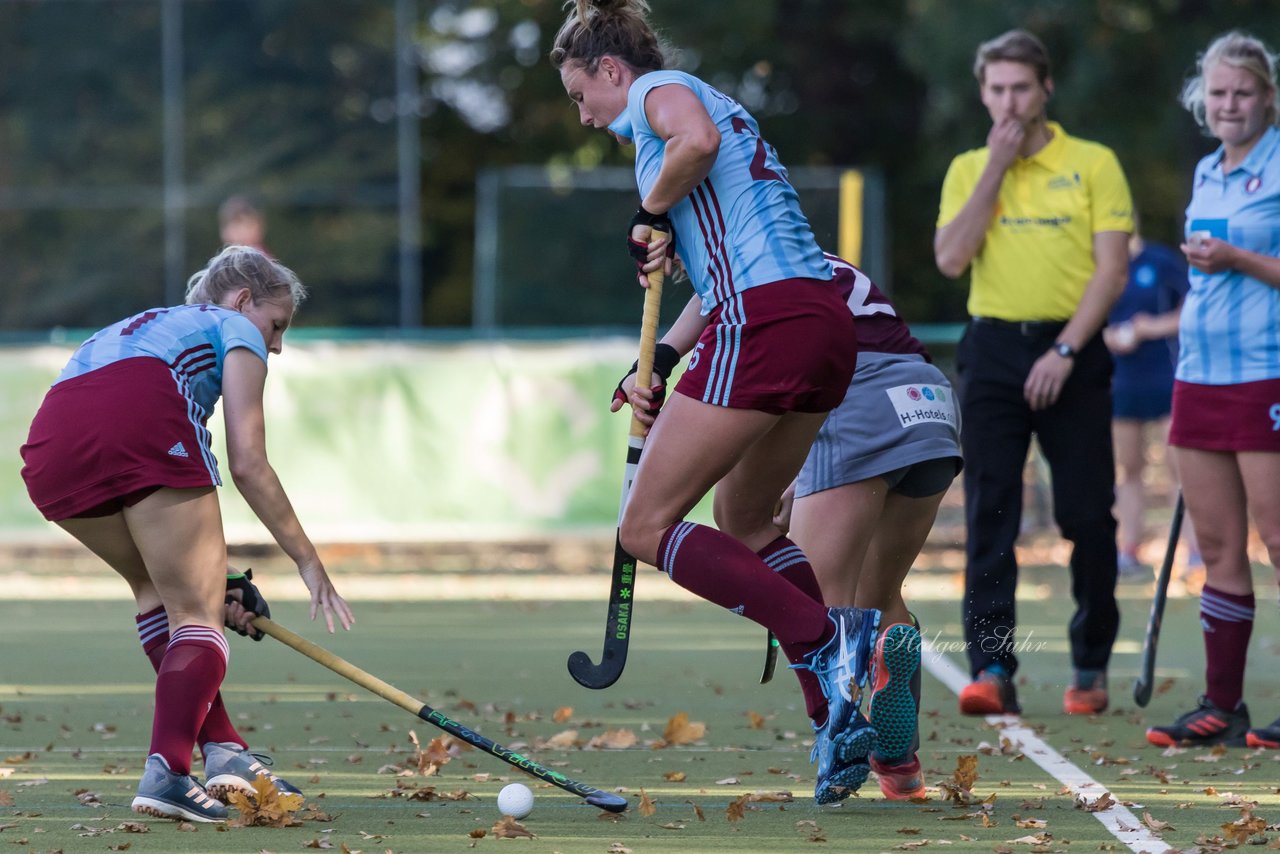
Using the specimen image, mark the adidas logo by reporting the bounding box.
[167,442,190,458]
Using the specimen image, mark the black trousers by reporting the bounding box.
[955,320,1120,678]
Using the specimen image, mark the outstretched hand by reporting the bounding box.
[298,557,355,632]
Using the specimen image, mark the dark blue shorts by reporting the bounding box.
[1112,384,1172,420]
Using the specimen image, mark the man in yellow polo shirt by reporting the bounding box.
[935,29,1133,718]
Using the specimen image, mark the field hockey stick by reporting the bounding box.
[1133,491,1184,708]
[253,616,628,813]
[759,632,779,683]
[566,229,667,690]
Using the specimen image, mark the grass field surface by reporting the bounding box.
[1,563,1278,852]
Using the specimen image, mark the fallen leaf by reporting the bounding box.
[663,771,686,782]
[715,777,740,786]
[688,800,705,821]
[553,706,574,723]
[468,829,486,839]
[1075,791,1115,813]
[662,712,706,746]
[747,711,765,730]
[0,791,12,806]
[1006,832,1052,845]
[492,816,535,839]
[115,822,149,833]
[954,755,978,791]
[1014,817,1047,829]
[659,821,685,830]
[1222,812,1266,844]
[606,844,631,854]
[726,794,748,822]
[302,839,335,850]
[638,788,656,817]
[1142,812,1173,832]
[586,729,637,750]
[226,775,305,827]
[543,729,579,749]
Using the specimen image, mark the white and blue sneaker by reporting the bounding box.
[131,753,228,822]
[801,607,881,803]
[202,742,303,801]
[811,710,877,804]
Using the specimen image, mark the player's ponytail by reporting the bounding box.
[549,0,670,73]
[185,245,307,311]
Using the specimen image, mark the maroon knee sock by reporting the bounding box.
[757,536,829,724]
[658,522,830,647]
[137,607,246,753]
[149,626,229,774]
[1200,585,1254,711]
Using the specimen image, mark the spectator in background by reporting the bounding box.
[1104,222,1199,583]
[934,29,1133,717]
[1146,31,1280,750]
[219,196,269,254]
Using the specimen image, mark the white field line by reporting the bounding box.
[923,649,1173,854]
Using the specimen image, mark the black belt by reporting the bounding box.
[971,316,1067,336]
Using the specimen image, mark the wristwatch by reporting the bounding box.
[1053,341,1076,359]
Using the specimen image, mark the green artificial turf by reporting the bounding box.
[1,564,1279,852]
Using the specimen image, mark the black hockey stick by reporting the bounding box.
[760,631,779,683]
[1133,491,1185,708]
[567,231,666,690]
[254,616,628,812]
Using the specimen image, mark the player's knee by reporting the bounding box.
[618,518,660,567]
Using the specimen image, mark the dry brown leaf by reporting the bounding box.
[302,839,335,850]
[1141,812,1172,832]
[468,829,486,839]
[0,791,12,806]
[663,771,687,782]
[413,733,454,777]
[715,777,740,786]
[638,788,656,817]
[747,711,765,730]
[726,794,748,822]
[107,844,130,852]
[1014,817,1046,829]
[606,844,631,854]
[688,800,705,821]
[896,826,922,835]
[492,816,535,839]
[227,775,305,827]
[544,729,579,749]
[115,822,149,833]
[1006,833,1052,845]
[176,821,197,832]
[553,706,574,723]
[586,729,638,750]
[1075,791,1115,813]
[663,712,706,746]
[746,791,793,803]
[954,755,978,791]
[1223,812,1267,844]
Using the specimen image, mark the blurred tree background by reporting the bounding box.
[2,0,1278,330]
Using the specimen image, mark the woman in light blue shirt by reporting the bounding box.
[1147,31,1280,752]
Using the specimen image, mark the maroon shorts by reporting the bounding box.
[675,278,857,414]
[1168,377,1280,452]
[20,357,221,521]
